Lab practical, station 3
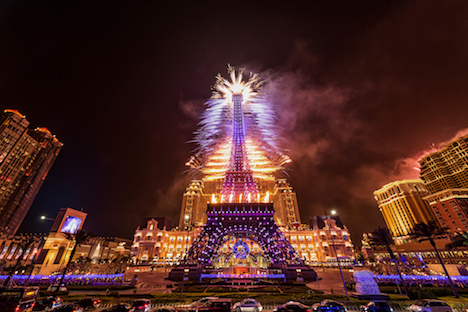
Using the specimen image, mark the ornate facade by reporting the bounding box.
[131,215,355,265]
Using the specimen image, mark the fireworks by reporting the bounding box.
[187,65,290,182]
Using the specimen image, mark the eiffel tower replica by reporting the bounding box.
[169,88,316,282]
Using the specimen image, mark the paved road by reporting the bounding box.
[307,267,353,295]
[70,267,354,296]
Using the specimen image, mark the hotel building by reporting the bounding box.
[0,109,62,234]
[374,179,436,242]
[423,188,468,233]
[131,213,355,265]
[419,133,468,193]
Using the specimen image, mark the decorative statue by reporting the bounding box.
[353,270,381,295]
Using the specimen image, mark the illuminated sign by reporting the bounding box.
[60,216,83,234]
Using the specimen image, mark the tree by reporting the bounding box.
[446,231,468,249]
[56,229,93,290]
[4,236,36,287]
[355,251,365,265]
[411,221,459,298]
[369,227,409,297]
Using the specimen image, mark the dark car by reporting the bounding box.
[33,296,63,311]
[194,299,231,312]
[361,301,392,312]
[102,304,131,312]
[0,286,39,312]
[274,301,310,312]
[76,299,101,311]
[311,300,346,312]
[54,304,83,312]
[130,300,151,312]
[154,307,175,312]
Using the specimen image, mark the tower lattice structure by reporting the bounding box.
[221,94,259,201]
[181,89,302,266]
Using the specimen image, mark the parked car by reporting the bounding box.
[311,300,346,312]
[273,301,310,312]
[0,286,39,312]
[130,299,151,312]
[189,298,219,309]
[154,307,176,312]
[102,304,131,312]
[361,301,392,312]
[76,298,101,310]
[193,299,231,312]
[46,285,67,292]
[409,300,452,312]
[233,299,262,312]
[54,304,83,312]
[33,296,63,311]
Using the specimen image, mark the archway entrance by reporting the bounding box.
[169,203,316,282]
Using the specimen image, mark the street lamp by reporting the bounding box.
[40,215,54,221]
[324,209,349,299]
[181,214,191,299]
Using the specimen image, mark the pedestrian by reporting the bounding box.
[106,288,110,295]
[133,286,137,294]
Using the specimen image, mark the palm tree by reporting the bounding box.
[446,231,468,249]
[56,229,93,291]
[411,221,459,298]
[369,227,409,297]
[4,236,36,287]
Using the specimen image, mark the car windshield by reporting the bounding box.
[244,301,256,305]
[429,302,449,307]
[287,304,305,309]
[374,303,389,307]
[212,302,230,308]
[133,301,148,306]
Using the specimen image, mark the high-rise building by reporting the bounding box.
[423,188,468,233]
[374,179,436,240]
[0,109,62,234]
[419,133,468,193]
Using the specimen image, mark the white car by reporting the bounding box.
[409,300,452,312]
[233,299,263,312]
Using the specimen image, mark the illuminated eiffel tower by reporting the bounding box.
[169,71,316,281]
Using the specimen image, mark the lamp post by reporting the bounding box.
[40,215,54,221]
[180,214,190,299]
[324,209,349,299]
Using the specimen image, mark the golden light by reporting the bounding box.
[264,191,270,203]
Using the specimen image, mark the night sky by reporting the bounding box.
[1,1,468,245]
